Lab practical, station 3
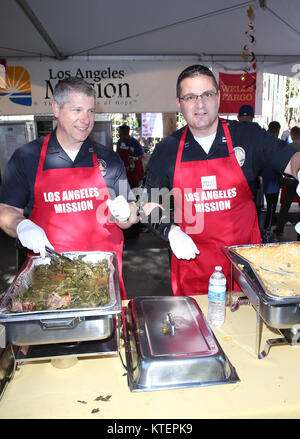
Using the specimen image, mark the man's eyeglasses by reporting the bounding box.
[179,91,218,103]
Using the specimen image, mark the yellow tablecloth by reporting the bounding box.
[0,296,300,419]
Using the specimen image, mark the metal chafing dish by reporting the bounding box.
[0,254,240,395]
[0,251,122,349]
[122,296,239,392]
[223,241,300,358]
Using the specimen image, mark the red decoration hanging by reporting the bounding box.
[241,6,257,89]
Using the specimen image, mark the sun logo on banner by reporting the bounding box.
[0,65,32,106]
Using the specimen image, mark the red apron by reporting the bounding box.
[117,147,131,170]
[118,146,144,186]
[129,157,144,186]
[30,133,126,299]
[171,119,261,296]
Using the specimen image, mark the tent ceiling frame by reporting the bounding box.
[1,54,299,63]
[15,0,66,60]
[70,1,255,57]
[70,1,300,58]
[1,1,298,62]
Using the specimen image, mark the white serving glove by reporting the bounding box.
[16,219,53,258]
[295,171,300,234]
[168,226,200,260]
[106,195,131,222]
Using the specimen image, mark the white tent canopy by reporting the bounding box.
[1,0,299,75]
[0,0,299,117]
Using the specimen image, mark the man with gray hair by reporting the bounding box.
[0,77,137,299]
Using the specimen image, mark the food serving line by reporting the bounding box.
[0,244,300,419]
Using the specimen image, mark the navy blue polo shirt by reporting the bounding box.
[0,130,135,216]
[117,136,144,156]
[145,119,296,196]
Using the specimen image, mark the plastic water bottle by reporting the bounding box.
[207,266,226,327]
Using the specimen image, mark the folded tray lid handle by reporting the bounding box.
[165,312,176,336]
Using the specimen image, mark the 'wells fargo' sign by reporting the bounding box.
[218,72,256,114]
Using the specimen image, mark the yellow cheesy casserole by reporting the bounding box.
[234,243,300,297]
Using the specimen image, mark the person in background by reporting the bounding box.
[260,121,281,241]
[274,125,300,237]
[289,126,300,151]
[281,117,297,144]
[117,124,145,239]
[237,104,255,122]
[237,104,264,226]
[142,64,300,296]
[117,124,145,189]
[0,77,137,299]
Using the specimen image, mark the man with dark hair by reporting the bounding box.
[237,104,255,122]
[176,64,219,98]
[290,126,300,151]
[0,77,137,299]
[261,121,281,239]
[237,103,263,221]
[143,64,300,296]
[268,121,281,136]
[117,124,145,239]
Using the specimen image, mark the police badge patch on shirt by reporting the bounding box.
[98,158,107,176]
[234,147,245,167]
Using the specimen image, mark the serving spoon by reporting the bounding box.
[45,246,73,263]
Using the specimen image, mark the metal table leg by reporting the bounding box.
[255,310,264,359]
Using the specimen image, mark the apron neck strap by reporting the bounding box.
[219,118,234,154]
[176,125,189,163]
[38,132,52,171]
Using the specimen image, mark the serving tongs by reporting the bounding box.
[45,246,73,263]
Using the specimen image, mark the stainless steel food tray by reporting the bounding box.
[123,296,239,392]
[223,242,300,358]
[223,242,300,328]
[0,251,122,346]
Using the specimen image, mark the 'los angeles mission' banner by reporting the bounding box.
[0,59,194,116]
[0,59,262,116]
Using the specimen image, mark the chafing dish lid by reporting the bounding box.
[124,296,239,392]
[128,296,218,358]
